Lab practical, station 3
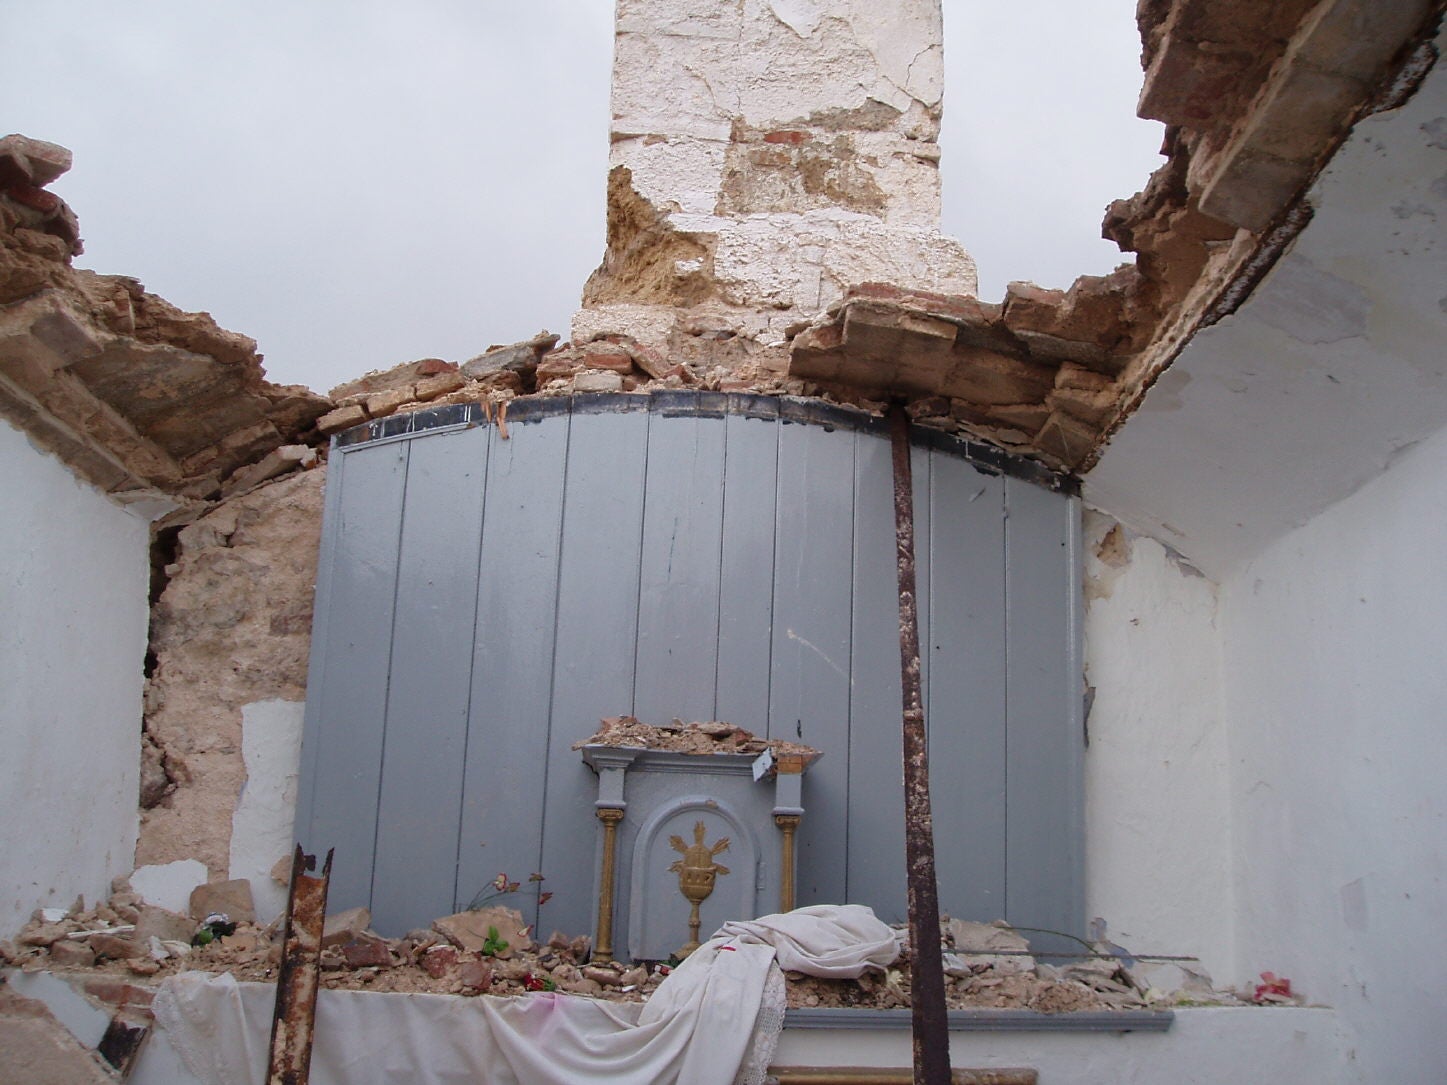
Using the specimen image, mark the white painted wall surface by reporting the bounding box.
[776,1008,1347,1084]
[0,419,150,939]
[229,699,305,924]
[1080,511,1234,982]
[1219,420,1447,1083]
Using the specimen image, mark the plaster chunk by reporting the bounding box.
[128,861,208,916]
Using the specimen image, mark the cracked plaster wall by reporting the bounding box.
[0,417,148,940]
[1081,510,1233,983]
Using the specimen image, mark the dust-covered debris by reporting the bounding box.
[4,892,1271,1014]
[573,716,820,763]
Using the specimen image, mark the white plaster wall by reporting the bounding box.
[132,1002,1348,1085]
[1218,420,1447,1083]
[775,1007,1347,1084]
[1081,511,1233,981]
[0,419,149,938]
[229,699,305,925]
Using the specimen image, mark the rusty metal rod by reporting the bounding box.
[889,404,951,1085]
[266,846,333,1085]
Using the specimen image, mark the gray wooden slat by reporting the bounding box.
[633,411,727,723]
[540,406,650,938]
[369,426,489,933]
[456,417,570,923]
[846,428,907,922]
[297,404,1083,948]
[1004,478,1085,947]
[928,458,1007,923]
[715,413,780,731]
[296,440,409,914]
[294,441,347,855]
[770,421,855,906]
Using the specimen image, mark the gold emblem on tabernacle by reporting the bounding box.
[669,821,730,957]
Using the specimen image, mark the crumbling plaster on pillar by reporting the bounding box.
[590,0,975,359]
[137,467,325,884]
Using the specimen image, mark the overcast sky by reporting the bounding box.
[5,1,1162,395]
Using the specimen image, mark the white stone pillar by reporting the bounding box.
[575,0,976,364]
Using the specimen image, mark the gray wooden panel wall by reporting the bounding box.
[296,399,1083,943]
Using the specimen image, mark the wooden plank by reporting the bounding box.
[456,415,570,922]
[928,459,1007,923]
[715,412,780,731]
[1003,479,1084,948]
[846,428,907,922]
[369,426,489,933]
[539,406,650,938]
[633,410,727,723]
[294,440,408,915]
[769,421,856,906]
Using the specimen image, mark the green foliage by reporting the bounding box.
[481,924,509,958]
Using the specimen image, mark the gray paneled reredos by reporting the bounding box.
[296,396,1083,946]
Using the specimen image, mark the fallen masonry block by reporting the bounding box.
[0,134,73,187]
[220,446,316,498]
[321,906,371,948]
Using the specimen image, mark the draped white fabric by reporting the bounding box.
[150,905,899,1085]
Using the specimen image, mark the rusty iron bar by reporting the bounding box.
[266,846,333,1085]
[889,404,951,1085]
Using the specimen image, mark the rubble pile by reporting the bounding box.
[313,331,828,439]
[3,887,1287,1014]
[573,716,820,761]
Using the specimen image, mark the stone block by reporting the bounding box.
[421,944,458,978]
[462,332,558,377]
[133,905,195,946]
[47,940,96,968]
[364,386,416,418]
[329,358,455,401]
[0,134,73,187]
[413,370,468,401]
[458,959,493,991]
[939,349,1055,407]
[1196,147,1310,233]
[189,878,257,923]
[341,934,395,969]
[573,369,624,393]
[581,346,635,373]
[432,906,531,958]
[322,906,372,948]
[220,446,315,497]
[87,933,142,962]
[317,403,368,435]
